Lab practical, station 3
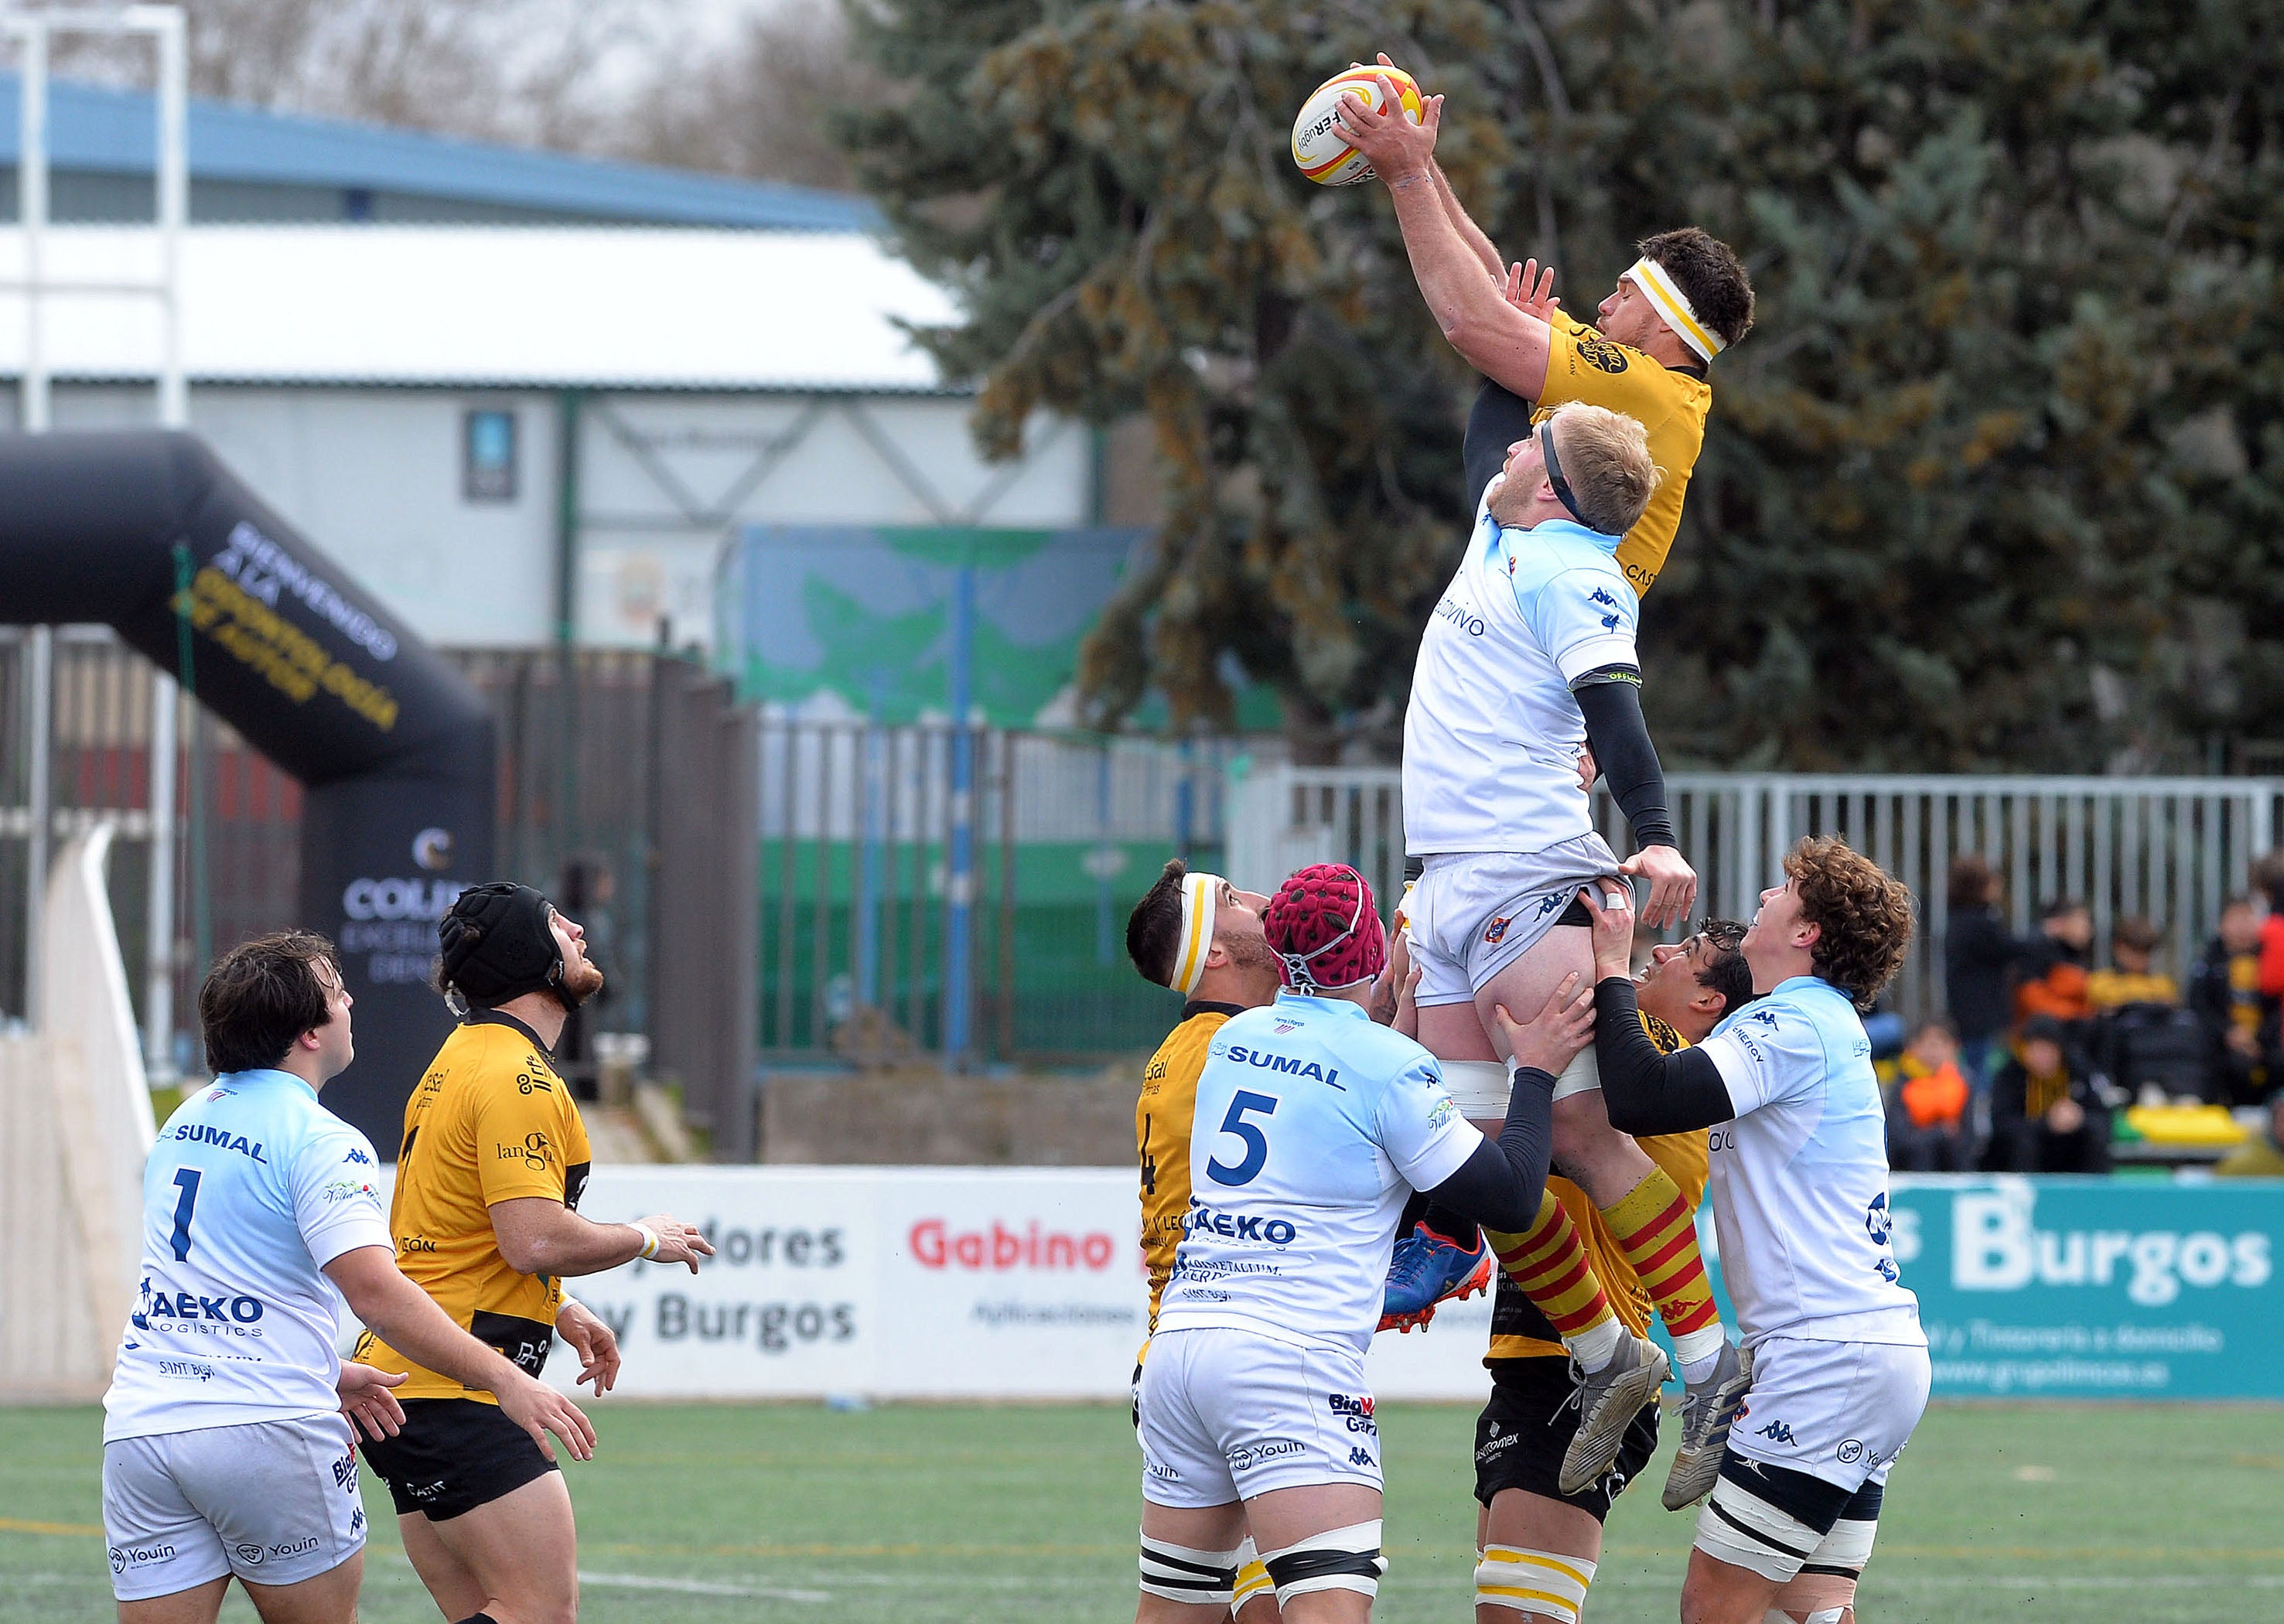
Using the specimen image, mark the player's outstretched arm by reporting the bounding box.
[1335,75,1553,398]
[1572,674,1696,927]
[325,1245,598,1462]
[1576,890,1735,1135]
[490,1198,715,1278]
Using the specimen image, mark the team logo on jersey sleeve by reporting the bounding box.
[1576,336,1630,374]
[1588,587,1623,632]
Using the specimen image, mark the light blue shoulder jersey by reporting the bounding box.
[1152,991,1480,1354]
[1697,977,1924,1347]
[104,1070,391,1441]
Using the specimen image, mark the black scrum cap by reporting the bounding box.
[437,882,562,1008]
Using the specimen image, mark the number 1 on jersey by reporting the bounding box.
[169,1168,203,1261]
[1207,1091,1278,1186]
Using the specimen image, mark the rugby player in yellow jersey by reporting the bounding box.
[1470,923,1753,1624]
[355,882,712,1624]
[1125,860,1282,1622]
[1340,61,1760,1510]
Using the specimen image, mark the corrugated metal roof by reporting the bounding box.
[0,226,961,391]
[0,70,879,232]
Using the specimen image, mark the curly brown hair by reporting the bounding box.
[1782,837,1915,1010]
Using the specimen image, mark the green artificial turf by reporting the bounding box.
[3,1401,2277,1621]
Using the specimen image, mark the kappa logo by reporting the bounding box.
[1535,892,1570,919]
[1348,1445,1378,1469]
[342,1148,372,1166]
[1746,1008,1780,1030]
[1753,1419,1797,1446]
[1588,585,1623,633]
[1483,916,1512,944]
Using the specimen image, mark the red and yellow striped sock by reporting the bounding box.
[1486,1191,1620,1366]
[1601,1169,1725,1368]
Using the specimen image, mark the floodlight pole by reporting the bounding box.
[6,5,189,1062]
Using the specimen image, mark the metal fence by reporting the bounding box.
[2,632,756,1132]
[1227,764,2284,1022]
[756,719,1248,1062]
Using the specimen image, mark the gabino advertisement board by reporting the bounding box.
[462,1168,2284,1404]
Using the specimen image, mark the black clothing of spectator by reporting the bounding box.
[2188,921,2279,1108]
[1988,1018,2111,1174]
[1944,902,2022,1046]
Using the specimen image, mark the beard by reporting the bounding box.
[1223,932,1282,976]
[552,954,606,1011]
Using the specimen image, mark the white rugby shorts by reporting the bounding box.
[1725,1334,1932,1493]
[1406,838,1623,1010]
[1138,1328,1385,1508]
[102,1412,367,1602]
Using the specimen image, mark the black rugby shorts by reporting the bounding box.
[1474,1356,1661,1523]
[359,1397,558,1521]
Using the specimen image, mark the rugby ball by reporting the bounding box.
[1290,66,1424,186]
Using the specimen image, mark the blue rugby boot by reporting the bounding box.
[1377,1220,1492,1333]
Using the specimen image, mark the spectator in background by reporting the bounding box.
[2214,1093,2284,1179]
[2190,894,2275,1107]
[1989,1015,2111,1173]
[2013,897,2094,1029]
[1944,855,2027,1090]
[1885,1019,1972,1172]
[2086,916,2178,1010]
[2260,856,2284,1047]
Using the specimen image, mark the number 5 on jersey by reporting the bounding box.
[1207,1091,1278,1186]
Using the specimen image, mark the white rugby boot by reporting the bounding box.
[1557,1330,1670,1496]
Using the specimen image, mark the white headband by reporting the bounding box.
[1168,872,1222,995]
[1623,255,1724,362]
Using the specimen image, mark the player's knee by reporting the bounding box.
[1138,1531,1244,1609]
[1258,1520,1387,1609]
[1475,1544,1595,1623]
[1763,1504,1873,1624]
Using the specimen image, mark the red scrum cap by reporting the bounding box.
[1265,864,1386,992]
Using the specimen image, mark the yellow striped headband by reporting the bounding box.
[1623,255,1724,362]
[1167,872,1223,996]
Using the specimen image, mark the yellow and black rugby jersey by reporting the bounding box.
[1136,1001,1244,1329]
[1534,310,1712,599]
[353,1011,592,1402]
[1488,1010,1711,1363]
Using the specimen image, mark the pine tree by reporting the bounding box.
[847,0,2284,770]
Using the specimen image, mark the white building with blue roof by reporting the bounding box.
[0,73,1098,652]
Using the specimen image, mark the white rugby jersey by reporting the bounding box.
[1696,977,1925,1347]
[1154,992,1480,1355]
[1403,492,1638,856]
[104,1070,392,1441]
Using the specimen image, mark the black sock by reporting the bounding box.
[1419,1198,1480,1246]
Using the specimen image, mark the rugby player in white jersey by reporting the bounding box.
[101,932,594,1624]
[1136,863,1584,1622]
[1381,397,1747,1503]
[1579,838,1930,1624]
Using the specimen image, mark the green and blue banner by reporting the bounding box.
[1697,1176,2283,1400]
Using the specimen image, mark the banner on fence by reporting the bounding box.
[485,1169,2282,1403]
[525,1167,1493,1401]
[1877,1175,2279,1400]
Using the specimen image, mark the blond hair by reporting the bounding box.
[1548,402,1661,537]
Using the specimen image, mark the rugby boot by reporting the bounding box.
[1375,1221,1492,1333]
[1661,1339,1754,1510]
[1557,1330,1670,1495]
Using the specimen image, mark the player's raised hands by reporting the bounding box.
[1619,843,1698,930]
[1492,972,1596,1076]
[1504,258,1562,323]
[1335,72,1441,186]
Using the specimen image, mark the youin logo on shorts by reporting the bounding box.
[1753,1419,1797,1445]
